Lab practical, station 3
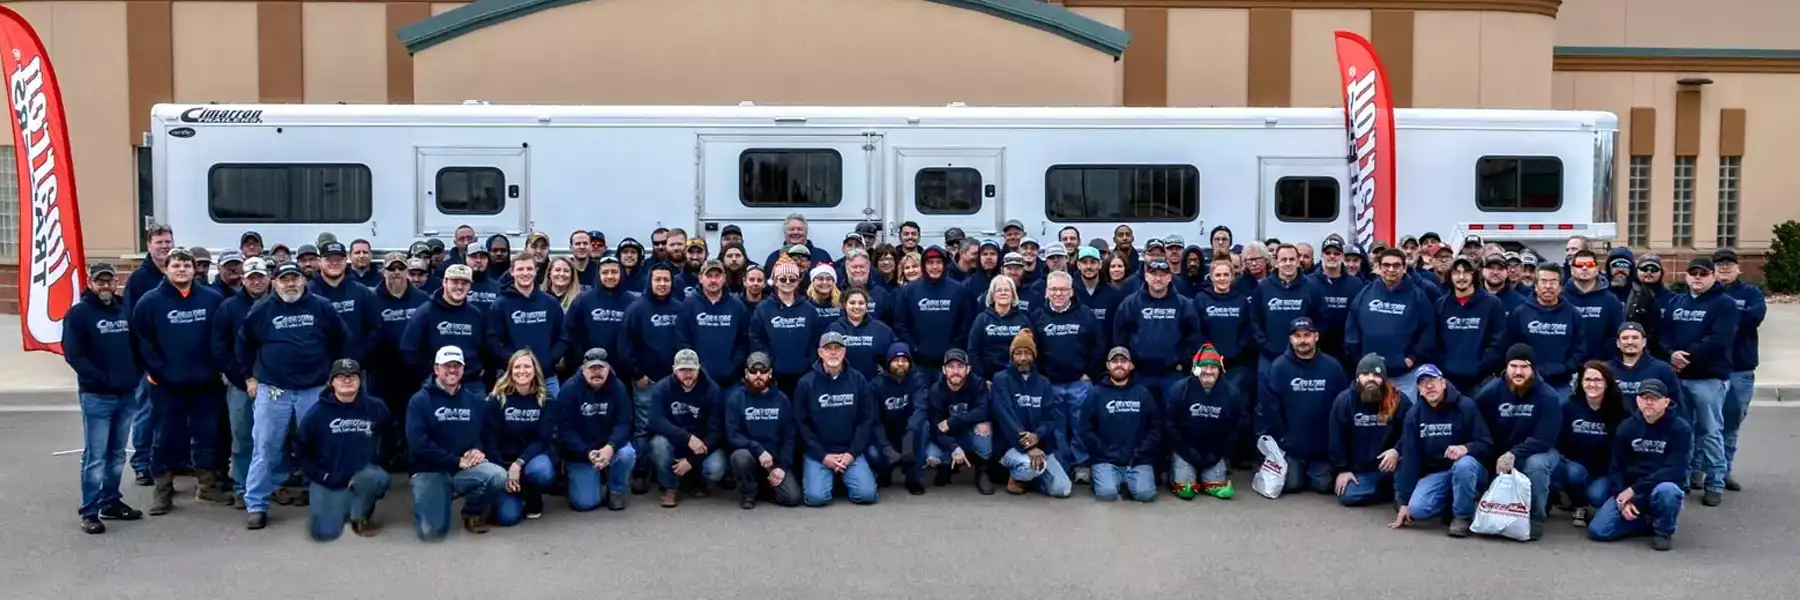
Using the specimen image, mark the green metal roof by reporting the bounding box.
[398,0,1131,57]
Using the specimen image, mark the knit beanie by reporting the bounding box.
[1356,353,1386,376]
[1192,344,1225,375]
[1504,343,1536,365]
[1009,329,1037,358]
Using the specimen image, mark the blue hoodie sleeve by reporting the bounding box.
[349,289,379,363]
[776,395,797,470]
[563,295,590,367]
[545,303,568,368]
[1179,298,1203,361]
[1131,387,1161,466]
[1256,366,1286,442]
[620,303,646,382]
[990,377,1026,450]
[60,308,105,387]
[295,402,329,487]
[1327,391,1353,472]
[1688,295,1740,361]
[405,392,461,473]
[1565,309,1588,379]
[1039,383,1063,451]
[1077,390,1103,457]
[207,305,240,388]
[481,400,504,464]
[484,302,510,373]
[926,388,960,451]
[952,379,991,430]
[1162,379,1203,469]
[748,302,772,355]
[1635,421,1692,506]
[321,301,350,364]
[1111,294,1139,352]
[1739,285,1768,328]
[527,400,555,463]
[703,386,725,452]
[851,381,875,458]
[1478,300,1505,377]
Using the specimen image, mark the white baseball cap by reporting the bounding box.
[434,346,465,366]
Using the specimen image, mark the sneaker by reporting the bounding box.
[1688,472,1705,491]
[523,495,544,519]
[350,519,382,537]
[1725,475,1742,492]
[629,475,649,495]
[1005,478,1027,495]
[1073,466,1091,484]
[245,512,268,530]
[1701,490,1723,507]
[1527,521,1544,542]
[133,471,153,487]
[739,497,756,510]
[81,517,105,534]
[660,490,679,508]
[461,515,490,535]
[1572,507,1593,528]
[606,493,627,511]
[1448,517,1472,538]
[99,501,143,521]
[1651,534,1673,551]
[905,478,926,496]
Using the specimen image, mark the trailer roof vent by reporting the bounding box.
[461,99,488,106]
[946,102,968,108]
[738,101,757,107]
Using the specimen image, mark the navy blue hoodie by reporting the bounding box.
[646,375,724,459]
[1608,413,1694,510]
[554,375,633,460]
[130,281,227,389]
[1564,279,1624,363]
[1345,278,1438,375]
[1194,286,1256,369]
[1500,301,1586,388]
[1249,274,1325,360]
[967,307,1034,378]
[1311,269,1367,354]
[921,373,990,450]
[1327,388,1410,474]
[826,314,895,381]
[793,364,875,460]
[894,276,973,362]
[623,290,685,383]
[488,393,554,465]
[297,391,390,490]
[1611,356,1685,421]
[1659,285,1741,380]
[237,292,349,390]
[466,272,502,309]
[1256,349,1347,460]
[121,256,164,311]
[1473,377,1562,462]
[750,295,820,378]
[1078,378,1161,467]
[565,284,637,378]
[368,283,430,377]
[1112,288,1202,373]
[63,290,142,395]
[485,285,568,374]
[309,276,378,363]
[1033,301,1103,383]
[1072,278,1123,348]
[990,367,1061,454]
[405,379,500,474]
[1722,280,1766,370]
[1163,375,1240,470]
[725,385,797,470]
[401,294,488,378]
[1558,397,1616,477]
[1434,288,1506,384]
[1395,387,1492,505]
[683,291,750,383]
[869,367,926,451]
[210,289,265,390]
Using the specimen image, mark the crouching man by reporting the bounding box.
[1391,366,1491,536]
[1588,380,1692,551]
[1164,345,1239,500]
[725,352,802,509]
[407,347,507,541]
[794,332,880,506]
[1473,344,1564,541]
[298,360,391,541]
[919,349,996,494]
[555,348,638,512]
[646,349,727,508]
[1078,348,1160,502]
[1328,354,1410,507]
[989,330,1073,498]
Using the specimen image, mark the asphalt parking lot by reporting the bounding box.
[5,408,1796,600]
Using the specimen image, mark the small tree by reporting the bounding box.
[1764,220,1800,293]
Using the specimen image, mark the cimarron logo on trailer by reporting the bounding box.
[179,107,263,124]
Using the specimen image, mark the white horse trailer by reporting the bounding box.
[147,103,1617,259]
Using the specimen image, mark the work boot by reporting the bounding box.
[1572,506,1593,528]
[659,490,679,508]
[231,493,245,509]
[461,514,490,535]
[194,470,233,506]
[245,511,267,530]
[1725,475,1742,491]
[905,476,926,496]
[1448,517,1472,538]
[606,493,627,511]
[350,519,382,537]
[1651,535,1673,552]
[272,487,296,506]
[291,488,310,507]
[973,458,996,496]
[1005,477,1027,495]
[1526,521,1544,542]
[81,517,105,535]
[1688,472,1705,491]
[149,474,176,515]
[629,474,649,495]
[1701,490,1723,507]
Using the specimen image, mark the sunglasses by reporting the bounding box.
[1572,260,1598,269]
[746,367,771,375]
[1379,262,1406,269]
[776,276,799,284]
[385,265,406,273]
[1638,265,1662,273]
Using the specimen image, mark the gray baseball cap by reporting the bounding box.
[819,332,847,349]
[673,349,701,371]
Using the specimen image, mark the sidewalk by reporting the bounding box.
[6,305,1800,401]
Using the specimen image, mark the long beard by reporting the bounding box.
[1358,384,1386,405]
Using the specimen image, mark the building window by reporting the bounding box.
[914,167,982,215]
[1672,156,1696,247]
[0,146,16,261]
[1475,157,1563,212]
[1716,156,1741,249]
[1627,156,1651,248]
[137,147,154,253]
[208,164,373,223]
[1044,165,1199,222]
[739,149,843,207]
[1274,177,1340,222]
[435,167,506,215]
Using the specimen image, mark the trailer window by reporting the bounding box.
[740,149,842,208]
[915,167,982,215]
[435,167,506,215]
[1044,165,1198,222]
[1476,157,1563,212]
[1275,177,1339,223]
[208,164,372,223]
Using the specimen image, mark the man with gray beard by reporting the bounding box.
[211,257,273,507]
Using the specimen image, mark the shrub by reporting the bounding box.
[1766,220,1800,293]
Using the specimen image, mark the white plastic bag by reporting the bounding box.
[1253,435,1288,499]
[1471,470,1533,540]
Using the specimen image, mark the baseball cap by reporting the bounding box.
[426,238,446,252]
[843,231,864,243]
[1002,252,1025,268]
[244,257,271,277]
[240,231,263,245]
[979,239,1000,251]
[943,348,969,365]
[1290,317,1317,334]
[1321,235,1345,253]
[702,259,724,274]
[785,244,811,257]
[1636,379,1670,399]
[818,332,847,349]
[409,241,432,257]
[88,262,118,279]
[922,246,947,261]
[581,348,611,370]
[467,244,490,257]
[1020,237,1040,249]
[1420,232,1442,245]
[444,264,474,281]
[274,262,303,278]
[1076,246,1101,261]
[1432,245,1454,257]
[618,238,643,251]
[597,255,621,267]
[745,351,772,371]
[1165,235,1185,248]
[1687,257,1715,273]
[1003,219,1025,232]
[686,238,708,251]
[434,346,465,366]
[320,241,347,257]
[1482,253,1507,268]
[1415,364,1444,380]
[1712,248,1740,264]
[944,227,966,243]
[382,252,408,269]
[719,225,740,238]
[406,258,429,272]
[1521,253,1540,267]
[218,249,244,265]
[1106,347,1132,362]
[1145,238,1165,250]
[315,232,338,247]
[185,247,210,262]
[673,349,701,371]
[1399,235,1419,246]
[1043,245,1068,259]
[1451,257,1476,272]
[1619,321,1646,337]
[1144,259,1172,273]
[330,359,361,378]
[886,343,911,362]
[1463,234,1483,248]
[296,244,320,258]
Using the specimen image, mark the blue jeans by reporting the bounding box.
[225,385,254,494]
[998,448,1072,497]
[1405,455,1485,520]
[565,443,638,511]
[1284,457,1335,494]
[1554,459,1613,508]
[923,429,994,466]
[78,393,134,518]
[646,436,727,492]
[307,465,389,542]
[631,387,654,475]
[1680,379,1728,492]
[245,384,324,513]
[1170,455,1228,485]
[801,455,877,507]
[410,462,507,541]
[1338,471,1391,507]
[129,378,155,474]
[1051,381,1092,466]
[150,384,223,475]
[1724,371,1755,479]
[494,455,557,526]
[1090,463,1155,501]
[1517,449,1560,523]
[1589,482,1684,540]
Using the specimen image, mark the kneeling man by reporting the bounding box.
[298,359,391,541]
[1392,366,1491,537]
[1588,380,1691,551]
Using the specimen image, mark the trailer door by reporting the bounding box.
[894,147,1002,243]
[1258,157,1349,244]
[697,133,882,258]
[417,146,529,238]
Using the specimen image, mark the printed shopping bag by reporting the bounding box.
[1471,470,1533,541]
[1252,435,1288,499]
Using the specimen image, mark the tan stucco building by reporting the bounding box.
[1,0,1796,271]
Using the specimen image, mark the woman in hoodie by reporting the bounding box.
[874,244,902,290]
[487,350,556,526]
[967,276,1035,379]
[750,262,821,398]
[1557,361,1629,528]
[544,257,582,313]
[740,265,768,309]
[827,288,896,381]
[807,266,843,326]
[898,252,923,285]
